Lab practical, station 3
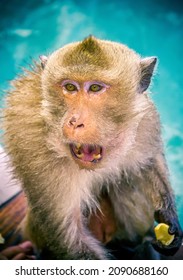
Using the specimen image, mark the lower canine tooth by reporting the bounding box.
[93,154,101,160]
[76,153,84,158]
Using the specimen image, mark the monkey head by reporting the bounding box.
[40,36,157,170]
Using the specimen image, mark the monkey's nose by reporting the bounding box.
[68,116,85,129]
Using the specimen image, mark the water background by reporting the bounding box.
[0,0,183,225]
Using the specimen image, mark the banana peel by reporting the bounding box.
[154,223,175,246]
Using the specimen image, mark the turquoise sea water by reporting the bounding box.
[0,0,183,225]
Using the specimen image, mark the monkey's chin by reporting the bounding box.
[69,143,103,169]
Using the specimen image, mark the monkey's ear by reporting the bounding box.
[139,57,157,93]
[39,55,48,69]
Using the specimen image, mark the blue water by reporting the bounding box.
[0,0,183,225]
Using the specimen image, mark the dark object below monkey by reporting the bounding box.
[107,239,183,260]
[40,240,183,260]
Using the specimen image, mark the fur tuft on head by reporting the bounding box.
[62,36,109,68]
[79,35,100,54]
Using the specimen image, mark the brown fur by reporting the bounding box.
[2,36,181,259]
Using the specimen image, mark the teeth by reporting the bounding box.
[71,143,102,162]
[76,143,81,149]
[93,153,102,160]
[93,145,100,155]
[76,153,84,158]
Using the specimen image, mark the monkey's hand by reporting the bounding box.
[152,211,183,256]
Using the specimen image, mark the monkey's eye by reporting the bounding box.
[64,83,77,92]
[89,84,103,93]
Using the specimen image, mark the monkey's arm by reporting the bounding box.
[23,204,108,260]
[146,154,183,255]
[21,173,109,260]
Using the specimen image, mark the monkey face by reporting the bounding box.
[42,75,135,170]
[58,79,118,169]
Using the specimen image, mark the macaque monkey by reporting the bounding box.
[3,36,183,259]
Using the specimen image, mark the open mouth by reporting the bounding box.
[70,143,103,163]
